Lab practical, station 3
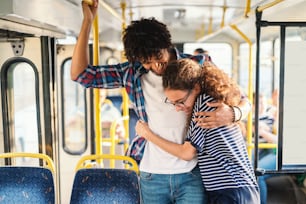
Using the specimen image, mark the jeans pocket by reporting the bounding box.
[140,171,152,181]
[188,165,201,177]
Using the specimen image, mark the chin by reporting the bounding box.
[157,69,166,76]
[151,70,163,76]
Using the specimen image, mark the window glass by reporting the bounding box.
[274,32,304,94]
[183,43,232,76]
[62,59,86,153]
[12,62,39,165]
[239,42,273,98]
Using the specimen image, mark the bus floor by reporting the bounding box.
[266,175,306,204]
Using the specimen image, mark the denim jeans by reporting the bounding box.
[207,186,260,204]
[258,153,277,204]
[139,165,207,204]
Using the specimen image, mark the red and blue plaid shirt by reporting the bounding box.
[74,48,209,163]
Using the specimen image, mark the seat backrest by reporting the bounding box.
[70,168,140,204]
[0,166,55,204]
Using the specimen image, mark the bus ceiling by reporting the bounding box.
[1,0,306,44]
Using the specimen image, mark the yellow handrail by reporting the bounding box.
[244,0,251,17]
[102,115,129,167]
[82,0,124,22]
[220,5,227,28]
[247,143,277,149]
[0,152,55,174]
[197,0,285,42]
[230,24,254,159]
[92,11,103,162]
[120,1,130,154]
[83,0,130,160]
[257,0,284,12]
[230,25,278,157]
[75,154,139,174]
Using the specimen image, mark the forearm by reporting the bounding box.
[232,96,252,122]
[239,96,252,120]
[260,130,277,143]
[71,19,92,80]
[146,131,196,161]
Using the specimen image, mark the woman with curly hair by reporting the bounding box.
[136,58,260,204]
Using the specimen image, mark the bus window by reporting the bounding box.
[12,62,39,165]
[274,33,305,95]
[61,59,87,154]
[239,41,274,98]
[183,43,233,76]
[260,41,274,98]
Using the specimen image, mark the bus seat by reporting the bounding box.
[266,175,306,204]
[70,168,140,204]
[0,152,55,204]
[70,154,140,204]
[0,166,55,204]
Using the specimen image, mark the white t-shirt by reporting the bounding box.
[140,71,197,174]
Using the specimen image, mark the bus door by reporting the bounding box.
[0,36,54,165]
[56,44,92,204]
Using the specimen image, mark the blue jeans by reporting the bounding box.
[139,165,207,204]
[257,153,277,204]
[207,186,260,204]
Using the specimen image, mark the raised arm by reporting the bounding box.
[135,120,197,161]
[70,0,98,80]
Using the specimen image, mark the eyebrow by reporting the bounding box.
[173,90,191,103]
[173,97,185,103]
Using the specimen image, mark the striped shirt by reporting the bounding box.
[187,94,258,191]
[259,114,275,131]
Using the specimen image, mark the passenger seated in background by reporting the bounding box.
[253,93,278,204]
[193,48,209,55]
[136,59,259,204]
[254,91,306,203]
[254,93,276,144]
[100,89,125,141]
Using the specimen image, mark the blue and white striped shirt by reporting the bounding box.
[187,94,258,191]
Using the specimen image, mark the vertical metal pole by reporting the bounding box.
[278,26,286,171]
[254,9,263,171]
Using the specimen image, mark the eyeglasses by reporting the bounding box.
[164,90,192,108]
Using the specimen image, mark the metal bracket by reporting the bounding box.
[10,40,24,56]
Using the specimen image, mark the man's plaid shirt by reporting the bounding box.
[75,48,208,163]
